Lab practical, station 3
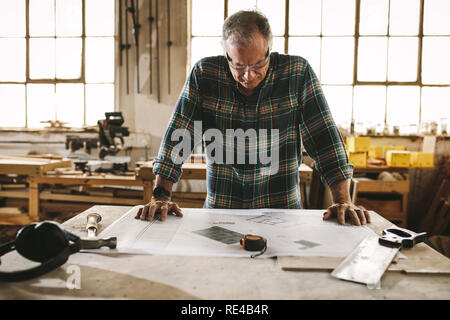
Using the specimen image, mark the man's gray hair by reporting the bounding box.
[222,10,273,48]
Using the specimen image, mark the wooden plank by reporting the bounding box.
[39,191,144,206]
[0,189,29,199]
[0,213,32,225]
[0,155,71,176]
[354,166,409,174]
[0,207,23,214]
[34,175,143,187]
[28,180,39,221]
[356,179,409,193]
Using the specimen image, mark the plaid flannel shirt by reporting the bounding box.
[153,52,353,209]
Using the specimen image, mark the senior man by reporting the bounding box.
[136,10,370,226]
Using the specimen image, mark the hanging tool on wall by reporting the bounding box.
[127,0,141,93]
[119,0,123,66]
[155,0,161,103]
[148,0,154,94]
[125,0,130,94]
[167,0,172,95]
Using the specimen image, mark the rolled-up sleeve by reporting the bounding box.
[152,63,202,183]
[297,62,353,187]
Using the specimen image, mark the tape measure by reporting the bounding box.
[240,234,267,258]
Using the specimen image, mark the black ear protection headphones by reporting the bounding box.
[0,221,81,282]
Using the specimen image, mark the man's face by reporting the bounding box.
[224,32,270,92]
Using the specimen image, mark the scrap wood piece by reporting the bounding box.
[0,156,72,176]
[0,207,24,215]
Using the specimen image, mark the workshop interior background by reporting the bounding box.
[0,0,449,256]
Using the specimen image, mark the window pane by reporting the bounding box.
[421,87,450,123]
[27,84,56,128]
[357,37,387,81]
[191,37,222,66]
[228,0,256,16]
[0,85,25,127]
[322,0,355,36]
[56,38,82,79]
[322,85,353,128]
[424,0,450,35]
[85,37,115,83]
[386,86,420,127]
[56,0,82,36]
[29,38,55,79]
[192,0,224,36]
[353,86,386,127]
[321,37,354,84]
[257,0,285,36]
[56,84,84,127]
[388,37,418,82]
[389,0,420,36]
[288,37,321,75]
[289,0,321,36]
[29,0,55,36]
[422,37,450,84]
[359,0,388,36]
[85,84,114,126]
[0,38,26,81]
[271,36,284,53]
[85,0,115,36]
[0,0,25,36]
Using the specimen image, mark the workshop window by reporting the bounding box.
[0,0,115,129]
[189,0,450,135]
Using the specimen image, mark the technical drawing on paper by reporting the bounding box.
[246,214,288,226]
[193,226,244,245]
[94,206,377,258]
[294,239,321,250]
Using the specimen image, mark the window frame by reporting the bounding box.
[189,0,450,132]
[0,0,116,129]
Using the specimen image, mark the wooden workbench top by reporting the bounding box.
[0,205,449,300]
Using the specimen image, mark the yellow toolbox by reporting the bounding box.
[383,145,394,157]
[393,145,407,151]
[348,151,367,167]
[410,152,434,168]
[369,145,384,159]
[347,137,371,152]
[386,150,411,167]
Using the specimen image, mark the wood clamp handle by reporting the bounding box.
[86,212,102,232]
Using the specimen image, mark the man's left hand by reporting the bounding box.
[323,202,371,226]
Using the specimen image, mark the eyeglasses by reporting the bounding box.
[226,49,270,72]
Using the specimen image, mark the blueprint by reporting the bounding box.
[92,206,376,258]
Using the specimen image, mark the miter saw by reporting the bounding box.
[65,112,131,173]
[97,112,130,160]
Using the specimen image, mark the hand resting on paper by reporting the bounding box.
[323,202,371,226]
[135,197,183,222]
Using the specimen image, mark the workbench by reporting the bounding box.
[0,160,314,225]
[137,161,313,208]
[0,205,448,300]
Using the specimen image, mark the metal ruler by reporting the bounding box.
[331,225,427,287]
[331,235,398,287]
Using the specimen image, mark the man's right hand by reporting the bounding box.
[135,197,183,222]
